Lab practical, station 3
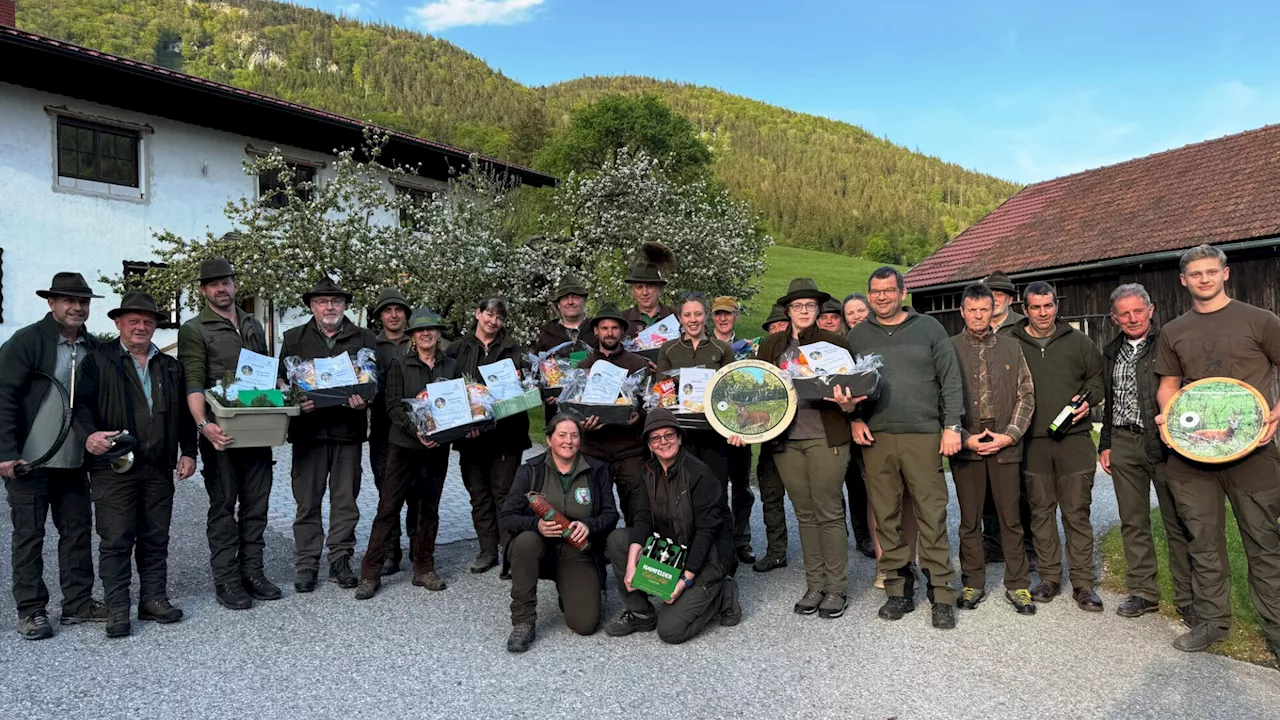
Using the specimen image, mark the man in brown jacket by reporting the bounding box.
[949,284,1037,615]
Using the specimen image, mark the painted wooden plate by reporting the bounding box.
[1160,377,1270,464]
[702,360,797,444]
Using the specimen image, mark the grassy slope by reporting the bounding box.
[737,246,899,333]
[1100,506,1273,666]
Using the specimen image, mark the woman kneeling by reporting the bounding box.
[499,415,619,652]
[606,409,742,644]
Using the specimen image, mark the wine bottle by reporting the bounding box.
[1048,389,1092,440]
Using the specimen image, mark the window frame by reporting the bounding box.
[56,117,142,188]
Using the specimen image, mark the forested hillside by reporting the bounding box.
[16,0,1020,261]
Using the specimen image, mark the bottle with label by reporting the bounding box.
[667,543,684,569]
[641,534,657,558]
[1048,389,1092,440]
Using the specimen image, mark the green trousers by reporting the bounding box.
[862,432,958,604]
[774,439,850,594]
[756,449,787,559]
[1025,434,1096,587]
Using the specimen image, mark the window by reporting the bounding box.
[122,261,180,329]
[57,118,140,187]
[397,185,438,229]
[258,163,316,208]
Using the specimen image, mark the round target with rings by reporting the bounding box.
[716,400,729,412]
[1179,411,1201,429]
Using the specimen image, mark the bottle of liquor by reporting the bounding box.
[1048,389,1092,440]
[667,543,684,568]
[641,534,656,558]
[659,537,676,564]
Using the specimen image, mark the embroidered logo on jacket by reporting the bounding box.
[574,487,591,505]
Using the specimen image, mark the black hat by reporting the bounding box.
[553,274,589,302]
[36,272,103,299]
[589,303,630,333]
[108,291,167,321]
[302,276,354,305]
[776,278,832,307]
[820,298,843,316]
[196,258,236,283]
[761,304,789,331]
[642,408,682,438]
[984,271,1017,296]
[372,287,411,317]
[625,242,675,286]
[406,308,446,332]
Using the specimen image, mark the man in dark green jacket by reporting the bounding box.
[177,258,279,612]
[0,272,105,639]
[1011,281,1106,611]
[276,277,377,593]
[367,287,412,576]
[848,266,963,629]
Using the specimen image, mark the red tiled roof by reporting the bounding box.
[905,124,1280,290]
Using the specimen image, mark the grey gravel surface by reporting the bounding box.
[2,455,1278,720]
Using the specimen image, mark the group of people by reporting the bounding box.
[1,243,1278,666]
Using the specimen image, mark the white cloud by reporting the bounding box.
[338,2,364,16]
[412,0,545,32]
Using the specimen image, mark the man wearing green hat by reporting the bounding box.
[621,242,677,338]
[178,257,281,612]
[576,303,649,525]
[533,274,597,355]
[368,287,414,576]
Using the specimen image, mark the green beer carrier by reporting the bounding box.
[631,533,688,601]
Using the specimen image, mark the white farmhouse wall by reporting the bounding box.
[0,81,419,350]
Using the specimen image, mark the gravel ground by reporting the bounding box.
[2,455,1278,720]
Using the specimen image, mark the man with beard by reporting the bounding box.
[533,275,597,355]
[178,258,281,610]
[0,272,106,639]
[276,277,376,593]
[577,304,649,525]
[621,243,678,338]
[367,287,413,576]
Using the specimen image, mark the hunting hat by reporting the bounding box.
[406,308,446,333]
[711,296,739,314]
[196,257,236,283]
[625,242,675,286]
[589,303,630,333]
[372,287,411,317]
[302,276,353,305]
[642,408,682,438]
[108,291,167,321]
[761,304,789,331]
[553,274,589,302]
[36,272,103,299]
[776,278,832,307]
[820,298,843,316]
[984,271,1017,296]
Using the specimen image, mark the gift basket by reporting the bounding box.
[623,314,681,362]
[558,366,647,426]
[285,348,378,408]
[644,368,713,431]
[528,341,579,400]
[779,345,883,403]
[731,336,761,361]
[402,378,496,444]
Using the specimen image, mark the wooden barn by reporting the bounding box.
[904,124,1280,348]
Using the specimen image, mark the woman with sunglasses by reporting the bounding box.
[605,408,740,643]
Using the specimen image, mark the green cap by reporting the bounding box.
[407,308,446,332]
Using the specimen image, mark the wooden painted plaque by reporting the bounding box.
[702,360,797,444]
[1160,377,1270,464]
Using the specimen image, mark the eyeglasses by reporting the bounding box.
[648,431,679,445]
[867,288,900,297]
[312,298,346,308]
[789,302,818,312]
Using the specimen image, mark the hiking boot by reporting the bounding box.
[470,550,499,574]
[1030,581,1060,603]
[1172,623,1228,653]
[735,546,757,565]
[719,578,742,627]
[752,555,787,573]
[61,599,108,625]
[18,610,53,641]
[1073,587,1104,612]
[855,536,877,559]
[956,587,986,610]
[507,623,536,653]
[138,598,183,624]
[818,592,848,619]
[873,570,886,589]
[932,602,957,629]
[412,571,447,591]
[295,568,318,594]
[1177,604,1199,629]
[382,555,402,577]
[1006,588,1037,615]
[794,588,825,615]
[605,609,657,637]
[1116,595,1159,618]
[242,574,282,601]
[328,556,358,589]
[878,596,915,621]
[354,578,380,600]
[105,607,131,638]
[215,582,253,610]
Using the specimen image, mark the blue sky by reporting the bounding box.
[302,0,1280,185]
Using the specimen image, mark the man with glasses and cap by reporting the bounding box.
[0,272,106,639]
[367,287,414,576]
[621,242,678,338]
[76,292,197,637]
[177,257,281,612]
[276,277,377,593]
